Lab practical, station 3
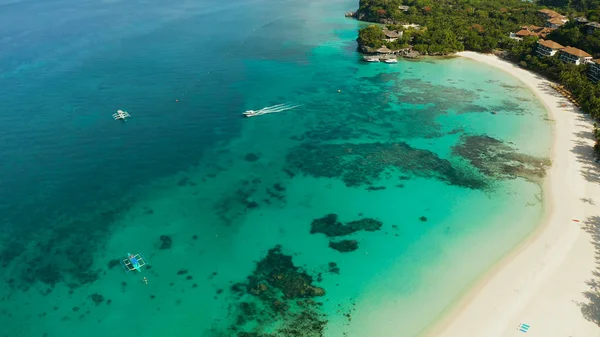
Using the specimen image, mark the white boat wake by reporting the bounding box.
[243,103,300,117]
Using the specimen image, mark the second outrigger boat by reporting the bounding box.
[113,110,131,121]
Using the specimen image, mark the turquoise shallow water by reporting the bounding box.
[0,0,552,336]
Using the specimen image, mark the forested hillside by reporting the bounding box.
[356,0,544,53]
[355,0,600,155]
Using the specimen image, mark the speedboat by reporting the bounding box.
[243,110,261,117]
[242,103,300,118]
[384,58,398,63]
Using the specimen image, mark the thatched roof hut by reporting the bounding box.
[376,45,392,54]
[382,29,401,38]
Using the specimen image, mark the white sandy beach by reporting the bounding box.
[432,51,600,337]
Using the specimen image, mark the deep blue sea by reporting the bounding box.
[0,0,552,336]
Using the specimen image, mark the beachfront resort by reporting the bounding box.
[349,0,600,335]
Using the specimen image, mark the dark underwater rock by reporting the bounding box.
[243,199,259,209]
[419,216,428,222]
[91,293,104,305]
[159,235,172,250]
[76,271,99,285]
[329,240,359,252]
[30,264,62,287]
[237,333,275,337]
[177,177,190,186]
[244,153,260,162]
[366,186,386,191]
[108,259,120,269]
[310,214,382,237]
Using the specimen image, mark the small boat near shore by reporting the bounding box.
[363,56,380,62]
[384,58,398,63]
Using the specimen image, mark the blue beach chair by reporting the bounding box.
[518,323,530,333]
[120,253,148,273]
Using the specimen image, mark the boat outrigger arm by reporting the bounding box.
[113,110,131,120]
[121,253,147,273]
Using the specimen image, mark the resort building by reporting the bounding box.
[538,8,560,18]
[536,39,565,57]
[510,30,533,40]
[588,59,600,83]
[587,22,600,34]
[382,29,402,42]
[538,8,568,28]
[559,46,592,65]
[575,17,589,24]
[546,17,568,28]
[376,45,392,54]
[510,25,555,40]
[398,5,409,11]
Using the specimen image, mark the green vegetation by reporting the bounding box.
[355,0,600,157]
[356,0,545,53]
[537,0,600,13]
[505,38,600,119]
[357,25,386,49]
[546,22,600,55]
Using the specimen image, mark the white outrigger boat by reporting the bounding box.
[384,58,398,63]
[113,110,131,121]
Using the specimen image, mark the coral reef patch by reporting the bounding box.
[213,177,288,226]
[452,135,550,183]
[285,142,485,189]
[159,235,172,250]
[244,153,260,162]
[329,240,359,252]
[221,245,328,337]
[0,204,128,292]
[394,79,483,114]
[310,214,382,237]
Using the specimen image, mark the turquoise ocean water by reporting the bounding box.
[0,0,552,336]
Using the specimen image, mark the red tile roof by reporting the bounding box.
[561,46,592,58]
[547,17,565,25]
[537,39,565,50]
[539,9,561,17]
[515,29,537,37]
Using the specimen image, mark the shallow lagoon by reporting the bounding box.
[0,0,551,336]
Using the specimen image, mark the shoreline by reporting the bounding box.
[429,51,599,337]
